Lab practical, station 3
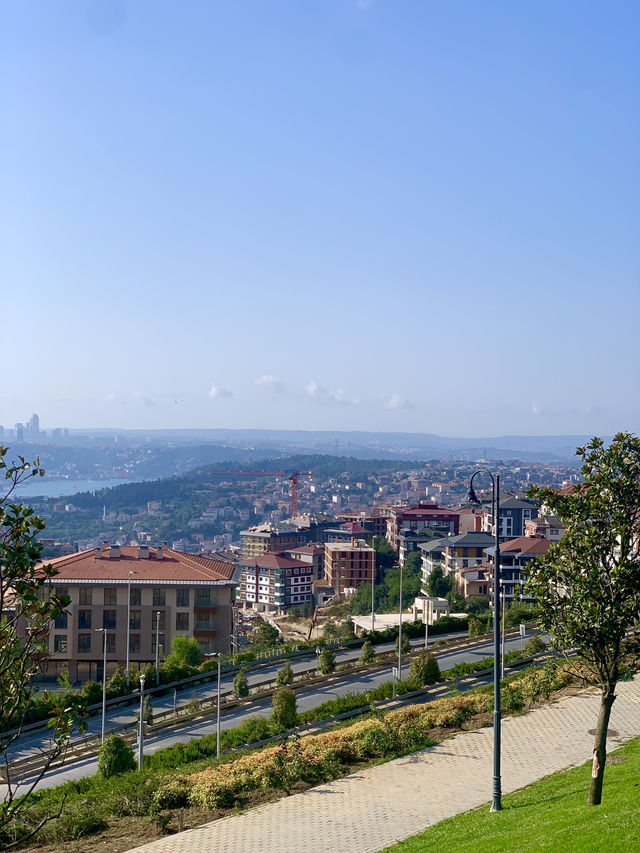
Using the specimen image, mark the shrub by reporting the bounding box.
[524,635,547,656]
[318,649,336,675]
[144,695,153,725]
[395,633,411,655]
[271,687,297,730]
[106,666,128,698]
[275,661,294,686]
[81,680,103,706]
[358,640,375,664]
[233,669,249,698]
[97,735,136,778]
[169,636,203,667]
[409,652,440,686]
[232,650,256,665]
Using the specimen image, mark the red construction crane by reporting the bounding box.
[206,469,313,516]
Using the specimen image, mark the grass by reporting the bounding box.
[382,736,640,853]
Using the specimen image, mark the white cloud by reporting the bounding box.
[385,393,413,410]
[531,401,542,416]
[254,375,284,392]
[305,380,359,405]
[208,385,233,399]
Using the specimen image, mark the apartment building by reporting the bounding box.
[418,532,494,594]
[36,543,237,682]
[484,536,551,605]
[484,496,539,540]
[324,540,376,597]
[524,513,566,541]
[238,553,314,613]
[283,543,325,581]
[386,504,460,549]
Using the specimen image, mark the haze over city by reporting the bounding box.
[3,0,639,436]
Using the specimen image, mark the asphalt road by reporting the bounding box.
[4,631,530,794]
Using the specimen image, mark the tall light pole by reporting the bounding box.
[467,468,502,812]
[138,673,146,770]
[371,558,376,635]
[95,628,107,743]
[397,557,404,683]
[216,653,221,759]
[155,611,161,685]
[126,570,136,687]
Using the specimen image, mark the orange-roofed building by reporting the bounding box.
[30,543,238,682]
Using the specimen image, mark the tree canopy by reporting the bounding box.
[526,433,640,806]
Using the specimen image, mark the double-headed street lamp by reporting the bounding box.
[467,468,502,812]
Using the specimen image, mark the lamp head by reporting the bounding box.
[466,485,481,506]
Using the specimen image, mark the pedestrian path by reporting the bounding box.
[130,676,640,853]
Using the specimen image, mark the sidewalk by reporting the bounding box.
[130,676,640,853]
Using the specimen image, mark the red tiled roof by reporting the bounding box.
[41,546,236,582]
[241,554,302,570]
[498,537,551,556]
[339,522,368,533]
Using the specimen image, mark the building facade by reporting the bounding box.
[238,553,314,613]
[35,544,237,682]
[386,504,460,549]
[324,540,376,597]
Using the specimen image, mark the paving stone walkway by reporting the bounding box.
[130,676,640,853]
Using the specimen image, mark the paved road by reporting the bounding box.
[130,674,640,853]
[5,632,529,793]
[7,632,466,763]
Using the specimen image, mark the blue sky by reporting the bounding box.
[2,0,639,436]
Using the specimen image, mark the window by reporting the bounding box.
[104,587,117,605]
[129,634,140,653]
[79,588,92,605]
[54,635,67,653]
[55,612,68,630]
[77,634,91,653]
[106,633,116,653]
[152,588,166,607]
[176,612,189,631]
[151,635,165,655]
[130,587,141,606]
[129,610,141,630]
[194,588,212,606]
[78,610,92,630]
[55,586,68,598]
[176,587,190,607]
[103,610,117,629]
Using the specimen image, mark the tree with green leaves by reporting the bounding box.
[317,648,336,675]
[233,668,249,698]
[427,565,452,598]
[358,639,375,664]
[409,651,440,686]
[275,660,294,686]
[403,550,423,573]
[168,635,202,667]
[271,687,297,730]
[97,735,135,778]
[251,622,280,647]
[526,433,640,806]
[0,447,87,845]
[372,536,396,572]
[395,632,410,655]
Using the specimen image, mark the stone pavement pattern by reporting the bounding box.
[131,676,640,853]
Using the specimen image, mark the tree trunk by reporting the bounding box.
[588,688,616,806]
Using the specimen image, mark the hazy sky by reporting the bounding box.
[2,0,639,436]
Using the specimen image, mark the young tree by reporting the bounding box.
[0,448,87,844]
[97,735,135,778]
[372,536,396,572]
[252,622,280,646]
[395,632,411,655]
[358,639,375,664]
[168,636,202,667]
[409,651,441,686]
[275,660,294,686]
[526,433,640,806]
[317,648,336,675]
[233,668,249,698]
[271,687,297,730]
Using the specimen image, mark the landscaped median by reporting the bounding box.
[380,735,640,853]
[6,659,577,852]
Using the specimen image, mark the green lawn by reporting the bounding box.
[382,736,640,853]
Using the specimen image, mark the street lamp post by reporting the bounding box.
[371,559,376,635]
[397,557,404,683]
[155,611,161,685]
[424,615,429,651]
[138,673,146,770]
[216,653,221,759]
[95,628,107,743]
[126,570,136,687]
[467,468,502,812]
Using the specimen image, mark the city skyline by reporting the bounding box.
[2,1,639,436]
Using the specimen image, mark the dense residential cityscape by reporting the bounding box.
[3,2,638,851]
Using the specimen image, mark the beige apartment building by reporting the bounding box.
[324,540,375,597]
[36,543,238,682]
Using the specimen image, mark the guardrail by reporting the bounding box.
[3,631,541,784]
